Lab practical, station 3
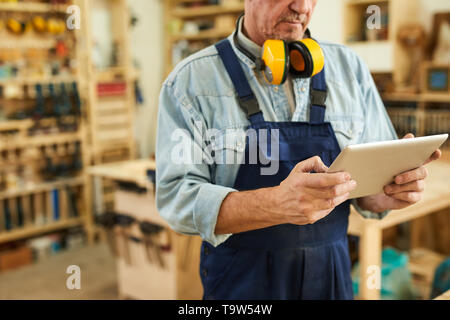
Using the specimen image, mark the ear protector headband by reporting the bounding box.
[233,15,325,86]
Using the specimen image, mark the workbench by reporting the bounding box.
[87,159,203,300]
[348,161,450,300]
[434,289,450,300]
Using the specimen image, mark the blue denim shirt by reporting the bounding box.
[156,34,398,247]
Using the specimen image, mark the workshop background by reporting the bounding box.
[0,0,449,300]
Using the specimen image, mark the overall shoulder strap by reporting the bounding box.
[310,69,327,124]
[215,39,263,122]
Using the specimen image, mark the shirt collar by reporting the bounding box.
[236,16,261,59]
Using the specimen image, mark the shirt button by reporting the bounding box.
[202,269,208,277]
[301,87,306,93]
[236,141,243,148]
[348,129,353,134]
[273,87,279,92]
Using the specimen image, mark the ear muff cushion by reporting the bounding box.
[289,39,324,78]
[262,39,289,85]
[288,41,313,78]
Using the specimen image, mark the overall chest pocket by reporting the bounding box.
[208,129,247,186]
[210,129,246,165]
[330,118,365,150]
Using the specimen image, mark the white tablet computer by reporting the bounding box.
[328,134,448,199]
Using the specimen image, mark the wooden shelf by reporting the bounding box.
[0,2,70,13]
[171,3,244,19]
[0,177,84,201]
[0,38,57,49]
[0,217,83,244]
[0,131,83,151]
[0,75,77,86]
[0,0,96,247]
[347,40,390,45]
[382,92,450,103]
[346,0,388,5]
[171,28,233,41]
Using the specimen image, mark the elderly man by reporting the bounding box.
[156,0,441,300]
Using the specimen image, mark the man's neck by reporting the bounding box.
[243,16,265,47]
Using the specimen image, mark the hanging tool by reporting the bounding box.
[16,197,24,227]
[115,214,136,265]
[33,84,46,121]
[139,221,165,268]
[71,82,82,117]
[65,186,79,218]
[3,199,12,231]
[95,212,119,257]
[48,83,61,121]
[59,83,71,116]
[71,141,82,172]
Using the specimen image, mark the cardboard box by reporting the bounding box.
[0,246,33,272]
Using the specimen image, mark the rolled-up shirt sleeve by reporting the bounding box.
[156,82,235,247]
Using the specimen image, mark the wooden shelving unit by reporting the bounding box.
[0,2,70,13]
[76,0,138,238]
[171,3,244,18]
[0,217,83,244]
[343,0,449,151]
[80,0,136,165]
[163,0,244,76]
[343,0,420,84]
[0,0,94,245]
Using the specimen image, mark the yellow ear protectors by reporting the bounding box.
[32,16,47,33]
[261,39,290,86]
[47,19,66,35]
[288,38,324,78]
[7,18,24,34]
[260,38,325,85]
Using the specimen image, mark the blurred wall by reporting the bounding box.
[309,0,344,44]
[127,0,163,158]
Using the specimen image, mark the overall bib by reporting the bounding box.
[199,39,354,300]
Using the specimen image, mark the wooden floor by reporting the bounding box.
[0,244,119,300]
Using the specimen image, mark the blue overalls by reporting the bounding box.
[199,39,354,300]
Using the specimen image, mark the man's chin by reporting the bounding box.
[273,25,306,41]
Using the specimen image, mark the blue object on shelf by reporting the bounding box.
[431,258,450,299]
[352,247,414,299]
[147,169,156,185]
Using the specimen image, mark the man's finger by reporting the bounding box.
[423,149,442,165]
[402,133,415,139]
[395,166,428,185]
[303,172,351,188]
[389,191,422,203]
[312,192,351,211]
[296,156,328,173]
[384,180,425,195]
[305,180,357,198]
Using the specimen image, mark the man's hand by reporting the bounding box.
[271,156,357,225]
[357,133,442,213]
